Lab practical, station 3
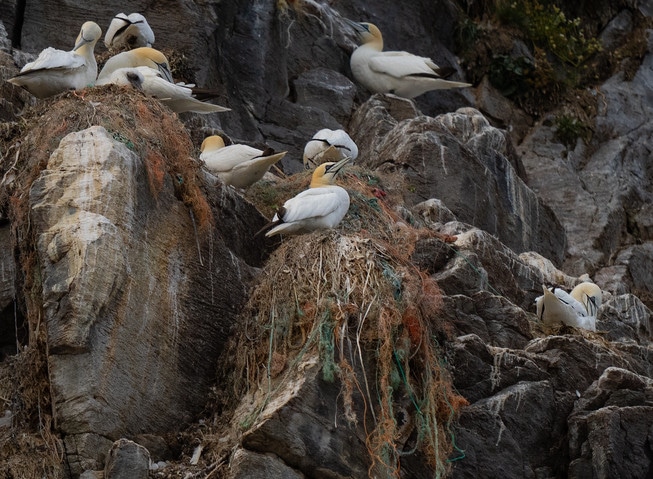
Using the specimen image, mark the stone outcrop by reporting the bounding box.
[351,97,566,264]
[23,123,265,475]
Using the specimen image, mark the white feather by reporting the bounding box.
[104,13,155,50]
[303,129,358,169]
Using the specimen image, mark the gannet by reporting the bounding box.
[347,21,471,99]
[104,13,155,50]
[7,21,102,98]
[200,135,287,189]
[264,157,351,237]
[96,66,230,114]
[535,282,602,332]
[303,128,358,170]
[97,47,173,83]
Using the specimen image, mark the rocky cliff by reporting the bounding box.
[1,1,652,478]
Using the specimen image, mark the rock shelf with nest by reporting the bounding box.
[221,174,467,478]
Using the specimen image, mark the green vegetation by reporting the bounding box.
[456,1,605,114]
[554,113,591,146]
[495,0,601,67]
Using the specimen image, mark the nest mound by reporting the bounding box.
[1,85,212,234]
[219,172,465,477]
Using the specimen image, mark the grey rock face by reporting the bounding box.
[519,35,653,287]
[351,100,566,264]
[568,368,653,479]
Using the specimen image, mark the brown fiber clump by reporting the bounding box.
[222,169,465,478]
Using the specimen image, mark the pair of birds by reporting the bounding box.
[199,127,358,189]
[200,129,355,238]
[535,281,602,332]
[8,18,230,114]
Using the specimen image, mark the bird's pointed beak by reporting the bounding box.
[329,156,351,176]
[157,63,174,83]
[343,18,365,37]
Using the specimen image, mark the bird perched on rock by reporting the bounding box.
[535,281,602,332]
[97,47,173,83]
[303,128,358,170]
[263,157,351,237]
[346,20,470,99]
[104,13,155,50]
[7,21,102,98]
[96,66,230,114]
[200,135,287,189]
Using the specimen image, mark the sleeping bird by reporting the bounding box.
[347,20,471,99]
[8,21,102,98]
[535,281,602,332]
[200,135,287,189]
[303,128,358,170]
[97,47,173,83]
[264,157,351,237]
[96,66,230,114]
[104,13,155,50]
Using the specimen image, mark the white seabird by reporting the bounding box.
[104,13,155,50]
[303,128,358,170]
[97,47,173,83]
[200,135,287,189]
[264,157,351,237]
[8,21,102,98]
[347,21,471,99]
[96,66,230,114]
[535,281,602,332]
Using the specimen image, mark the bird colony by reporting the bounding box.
[6,13,601,343]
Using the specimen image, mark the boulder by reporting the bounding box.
[351,102,566,263]
[28,124,261,475]
[104,439,149,479]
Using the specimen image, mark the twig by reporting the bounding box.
[189,208,204,266]
[1,146,21,186]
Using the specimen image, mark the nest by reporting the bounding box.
[223,172,465,478]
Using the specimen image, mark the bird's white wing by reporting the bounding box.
[20,48,84,73]
[137,66,185,99]
[368,51,438,79]
[202,145,261,172]
[551,287,589,317]
[281,188,342,223]
[104,14,129,47]
[329,130,358,159]
[127,13,155,46]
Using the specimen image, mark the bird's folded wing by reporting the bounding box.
[20,48,84,73]
[553,288,589,317]
[282,189,342,222]
[368,52,439,79]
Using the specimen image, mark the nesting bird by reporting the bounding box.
[303,128,358,170]
[96,66,230,114]
[7,21,102,98]
[264,157,351,237]
[535,281,602,332]
[97,47,173,83]
[200,135,287,189]
[104,13,155,50]
[347,21,470,99]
